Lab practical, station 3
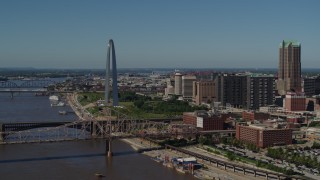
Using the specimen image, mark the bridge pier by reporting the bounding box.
[91,122,97,137]
[0,124,4,142]
[106,138,112,157]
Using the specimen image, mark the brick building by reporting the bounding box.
[192,81,216,105]
[236,124,292,148]
[183,111,224,131]
[287,116,305,124]
[242,111,270,122]
[284,92,306,111]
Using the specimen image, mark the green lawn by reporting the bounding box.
[77,92,104,106]
[119,101,167,119]
[77,92,200,119]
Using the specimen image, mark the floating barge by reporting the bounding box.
[58,111,67,115]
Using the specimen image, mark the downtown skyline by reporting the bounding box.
[0,0,319,69]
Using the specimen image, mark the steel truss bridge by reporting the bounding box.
[0,80,64,98]
[0,118,196,144]
[0,119,183,143]
[0,106,200,156]
[0,79,57,88]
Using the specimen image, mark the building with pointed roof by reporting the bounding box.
[277,40,302,95]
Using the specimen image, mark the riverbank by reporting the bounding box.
[121,138,161,151]
[143,148,264,180]
[66,93,83,119]
[121,138,263,180]
[65,93,267,179]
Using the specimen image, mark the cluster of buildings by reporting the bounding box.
[71,72,168,95]
[63,40,319,149]
[165,71,276,110]
[180,40,320,148]
[165,40,320,113]
[182,108,298,148]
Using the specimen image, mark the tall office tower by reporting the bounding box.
[315,76,320,95]
[216,73,275,110]
[174,72,183,95]
[247,74,275,110]
[216,74,248,108]
[182,75,197,100]
[303,77,316,97]
[277,40,302,95]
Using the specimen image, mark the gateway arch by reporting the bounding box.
[105,39,119,106]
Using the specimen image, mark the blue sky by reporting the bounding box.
[0,0,319,69]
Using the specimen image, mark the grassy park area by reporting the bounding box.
[77,91,208,118]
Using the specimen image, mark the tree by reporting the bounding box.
[226,152,236,161]
[134,100,144,108]
[198,136,208,145]
[312,141,320,149]
[306,100,315,111]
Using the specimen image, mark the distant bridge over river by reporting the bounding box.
[0,79,57,88]
[0,80,72,98]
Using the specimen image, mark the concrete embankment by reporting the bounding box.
[121,138,163,152]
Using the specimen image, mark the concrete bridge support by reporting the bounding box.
[91,122,97,137]
[0,124,4,142]
[106,138,112,157]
